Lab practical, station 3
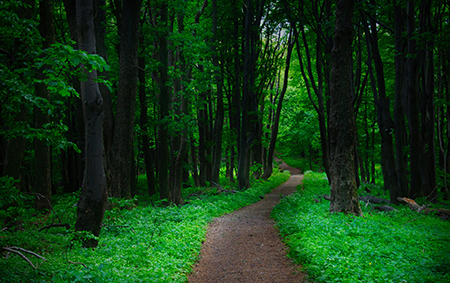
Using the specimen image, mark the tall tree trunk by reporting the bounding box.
[34,0,55,211]
[419,0,436,201]
[63,0,84,193]
[211,0,224,184]
[328,0,362,216]
[157,2,171,202]
[109,0,142,199]
[138,32,156,197]
[363,8,400,203]
[403,0,422,198]
[238,0,253,189]
[93,0,114,196]
[75,0,107,248]
[394,3,409,197]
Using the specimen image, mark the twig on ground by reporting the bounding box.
[2,246,46,269]
[38,223,71,232]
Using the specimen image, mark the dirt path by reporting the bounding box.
[188,164,307,282]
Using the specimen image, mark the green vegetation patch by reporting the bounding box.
[272,171,450,283]
[0,172,289,282]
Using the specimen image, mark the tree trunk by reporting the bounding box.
[328,0,362,216]
[157,2,171,202]
[211,0,224,184]
[403,0,422,198]
[138,32,156,196]
[394,3,409,198]
[75,0,107,248]
[418,0,437,201]
[363,8,400,203]
[34,0,55,211]
[109,0,142,199]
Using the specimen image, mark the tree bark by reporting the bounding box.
[328,0,362,216]
[109,0,142,199]
[394,3,409,199]
[403,0,422,198]
[363,7,400,203]
[138,31,156,197]
[157,2,171,202]
[34,0,55,211]
[211,0,225,184]
[75,0,107,248]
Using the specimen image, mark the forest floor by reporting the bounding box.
[188,160,308,282]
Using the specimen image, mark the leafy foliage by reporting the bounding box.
[272,171,450,282]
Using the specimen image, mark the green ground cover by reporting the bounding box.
[272,171,450,283]
[0,171,289,282]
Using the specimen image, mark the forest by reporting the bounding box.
[1,0,450,282]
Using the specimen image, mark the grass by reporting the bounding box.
[272,171,450,283]
[0,171,289,282]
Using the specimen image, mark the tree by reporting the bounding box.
[34,0,55,211]
[108,0,143,199]
[74,0,108,248]
[328,0,362,216]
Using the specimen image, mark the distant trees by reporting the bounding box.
[1,0,449,241]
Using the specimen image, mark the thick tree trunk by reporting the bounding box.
[75,0,107,248]
[109,0,142,199]
[328,0,362,216]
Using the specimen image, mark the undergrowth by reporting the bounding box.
[272,171,450,283]
[0,171,289,282]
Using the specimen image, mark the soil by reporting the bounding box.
[188,161,308,282]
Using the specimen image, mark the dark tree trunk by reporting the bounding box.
[75,0,107,248]
[211,0,224,184]
[394,3,409,197]
[328,0,362,216]
[363,8,400,203]
[109,0,142,199]
[198,89,209,187]
[418,0,437,201]
[168,11,189,205]
[63,0,84,193]
[93,0,114,196]
[34,0,55,211]
[237,0,253,189]
[403,0,422,198]
[138,32,156,197]
[157,2,171,202]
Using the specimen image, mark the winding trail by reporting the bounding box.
[188,162,307,282]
